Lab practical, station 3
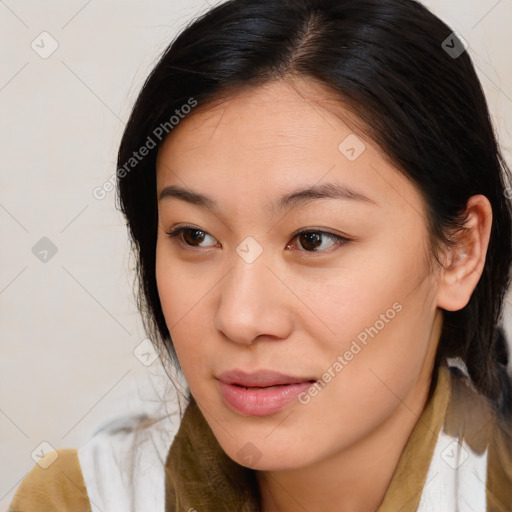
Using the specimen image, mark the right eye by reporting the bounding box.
[165,226,220,249]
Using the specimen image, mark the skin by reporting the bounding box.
[154,79,492,512]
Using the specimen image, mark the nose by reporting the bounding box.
[213,251,294,345]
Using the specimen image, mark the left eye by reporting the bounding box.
[286,230,348,252]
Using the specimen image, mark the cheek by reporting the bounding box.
[155,244,214,329]
[288,234,431,347]
[155,249,217,378]
[328,266,435,395]
[295,241,437,404]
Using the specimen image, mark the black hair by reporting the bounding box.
[116,0,512,420]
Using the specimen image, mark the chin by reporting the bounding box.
[214,431,317,472]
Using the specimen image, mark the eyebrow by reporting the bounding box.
[158,182,378,213]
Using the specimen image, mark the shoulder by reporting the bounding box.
[8,410,183,512]
[8,448,90,512]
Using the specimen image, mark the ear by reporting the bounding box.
[437,195,493,312]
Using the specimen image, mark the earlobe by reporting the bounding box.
[436,195,493,312]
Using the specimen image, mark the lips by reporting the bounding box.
[216,370,316,416]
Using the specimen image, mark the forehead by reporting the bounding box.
[155,79,423,220]
[158,79,362,161]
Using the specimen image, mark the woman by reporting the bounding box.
[9,0,512,510]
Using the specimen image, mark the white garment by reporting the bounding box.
[78,410,186,512]
[78,364,189,512]
[417,427,488,512]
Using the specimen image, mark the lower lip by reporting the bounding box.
[218,380,314,416]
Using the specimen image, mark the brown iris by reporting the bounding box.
[182,229,207,246]
[298,232,323,251]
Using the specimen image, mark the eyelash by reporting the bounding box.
[164,224,351,254]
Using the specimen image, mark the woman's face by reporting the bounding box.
[155,79,444,471]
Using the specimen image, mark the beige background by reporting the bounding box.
[1,0,511,508]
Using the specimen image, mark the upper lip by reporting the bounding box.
[216,369,316,387]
